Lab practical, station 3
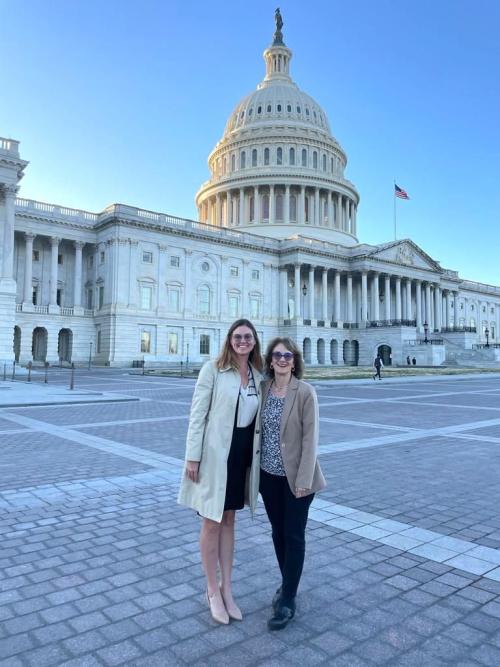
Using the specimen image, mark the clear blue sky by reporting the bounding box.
[1,0,499,286]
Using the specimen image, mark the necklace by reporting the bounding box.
[272,378,291,392]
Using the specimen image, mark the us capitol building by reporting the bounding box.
[1,13,499,368]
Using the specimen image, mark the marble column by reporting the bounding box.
[308,266,315,319]
[215,193,221,227]
[23,233,35,305]
[336,193,342,229]
[73,241,84,310]
[1,185,18,280]
[334,271,341,323]
[322,268,328,321]
[405,279,412,321]
[327,192,333,227]
[361,271,368,323]
[280,268,288,319]
[269,185,275,223]
[294,264,301,318]
[384,275,391,321]
[425,283,432,329]
[49,237,60,308]
[395,277,402,320]
[347,272,353,323]
[372,273,380,321]
[227,191,232,226]
[352,205,357,236]
[314,188,320,225]
[239,188,244,225]
[300,187,305,225]
[446,291,452,328]
[454,292,459,327]
[434,286,442,331]
[284,186,290,224]
[415,281,422,329]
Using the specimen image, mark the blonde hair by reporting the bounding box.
[216,319,263,372]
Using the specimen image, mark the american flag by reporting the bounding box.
[395,184,410,200]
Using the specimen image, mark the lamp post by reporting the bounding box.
[88,341,93,370]
[302,282,307,318]
[485,327,490,348]
[423,320,429,344]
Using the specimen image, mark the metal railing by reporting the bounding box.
[367,319,416,328]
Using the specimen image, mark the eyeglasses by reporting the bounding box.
[271,351,294,361]
[232,334,254,342]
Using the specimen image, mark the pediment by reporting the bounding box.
[365,240,441,272]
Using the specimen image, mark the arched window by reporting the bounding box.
[252,149,257,167]
[276,194,283,220]
[262,194,270,220]
[267,104,272,112]
[330,157,334,172]
[290,195,297,221]
[287,104,292,112]
[223,157,227,174]
[249,196,255,221]
[277,147,283,165]
[264,147,270,165]
[322,154,327,171]
[313,151,318,169]
[231,154,236,171]
[301,148,307,166]
[289,147,295,165]
[198,286,210,315]
[240,151,246,169]
[305,196,310,222]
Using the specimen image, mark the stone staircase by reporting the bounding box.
[440,335,500,368]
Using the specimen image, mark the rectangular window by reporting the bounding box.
[198,288,210,314]
[100,251,105,264]
[200,334,210,355]
[96,329,102,354]
[170,256,180,267]
[87,255,94,269]
[33,250,40,262]
[58,254,63,265]
[230,266,239,277]
[168,332,178,355]
[142,251,153,264]
[32,288,38,305]
[141,331,151,353]
[229,295,239,318]
[250,297,260,319]
[141,286,152,310]
[56,289,62,306]
[98,285,104,309]
[86,289,93,310]
[251,269,260,280]
[168,288,180,312]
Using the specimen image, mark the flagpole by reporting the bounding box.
[393,179,397,240]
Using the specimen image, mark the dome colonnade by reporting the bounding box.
[195,19,359,245]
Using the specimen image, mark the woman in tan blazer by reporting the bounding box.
[256,336,325,630]
[178,319,263,625]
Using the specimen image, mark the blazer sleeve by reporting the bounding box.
[296,384,320,490]
[184,361,216,462]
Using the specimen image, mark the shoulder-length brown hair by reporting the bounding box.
[216,319,263,372]
[264,337,304,379]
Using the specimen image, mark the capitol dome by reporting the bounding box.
[195,12,360,245]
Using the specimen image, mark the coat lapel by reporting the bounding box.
[280,376,299,440]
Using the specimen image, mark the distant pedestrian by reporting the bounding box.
[406,355,411,366]
[373,354,383,380]
[412,357,416,366]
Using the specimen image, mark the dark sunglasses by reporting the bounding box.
[271,351,294,361]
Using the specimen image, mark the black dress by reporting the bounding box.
[224,394,256,511]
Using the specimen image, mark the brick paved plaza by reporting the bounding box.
[2,370,500,666]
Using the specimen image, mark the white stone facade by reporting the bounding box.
[1,25,499,368]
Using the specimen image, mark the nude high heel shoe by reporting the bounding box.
[220,586,243,621]
[206,590,229,625]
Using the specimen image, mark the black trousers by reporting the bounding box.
[260,468,314,602]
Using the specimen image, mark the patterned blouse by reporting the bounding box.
[260,392,286,476]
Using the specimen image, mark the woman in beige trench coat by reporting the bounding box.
[178,319,263,625]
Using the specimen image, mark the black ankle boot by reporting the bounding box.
[271,586,282,612]
[267,598,296,631]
